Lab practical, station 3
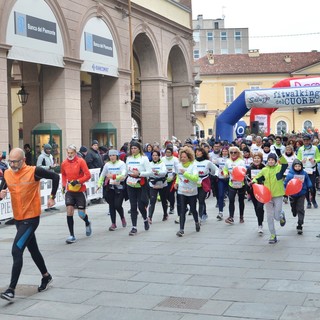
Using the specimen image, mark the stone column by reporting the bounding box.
[140,77,169,143]
[170,83,194,140]
[80,85,92,147]
[0,44,10,154]
[22,62,41,146]
[42,58,82,158]
[100,71,132,148]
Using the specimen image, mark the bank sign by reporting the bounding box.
[245,87,320,109]
[14,11,57,43]
[85,32,113,57]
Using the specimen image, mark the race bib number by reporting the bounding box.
[179,187,193,194]
[232,181,243,189]
[293,174,305,182]
[305,168,314,175]
[127,176,140,186]
[251,169,260,178]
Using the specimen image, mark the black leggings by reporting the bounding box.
[148,187,167,218]
[228,186,246,218]
[306,172,316,204]
[105,188,125,224]
[197,187,207,217]
[249,189,264,226]
[177,194,199,231]
[165,181,176,210]
[10,217,47,289]
[127,186,149,227]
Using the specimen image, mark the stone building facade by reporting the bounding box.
[0,0,195,159]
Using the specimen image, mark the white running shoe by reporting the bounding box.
[66,236,76,244]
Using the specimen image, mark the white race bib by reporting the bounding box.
[127,176,140,186]
[305,168,314,175]
[293,174,305,182]
[232,181,243,189]
[251,169,261,178]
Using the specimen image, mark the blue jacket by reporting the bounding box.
[284,167,312,197]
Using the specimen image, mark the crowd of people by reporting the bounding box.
[0,131,320,301]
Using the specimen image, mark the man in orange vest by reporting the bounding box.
[0,148,60,301]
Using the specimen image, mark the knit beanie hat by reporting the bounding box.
[267,153,277,161]
[79,146,87,153]
[130,141,141,148]
[292,158,303,170]
[108,149,119,156]
[91,140,99,146]
[44,144,52,149]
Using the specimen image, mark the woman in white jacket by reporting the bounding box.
[97,149,127,231]
[161,146,179,215]
[126,141,152,236]
[148,150,168,223]
[194,147,218,222]
[175,146,200,237]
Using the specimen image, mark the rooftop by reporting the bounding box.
[195,51,320,75]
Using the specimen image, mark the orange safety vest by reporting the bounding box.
[4,165,41,220]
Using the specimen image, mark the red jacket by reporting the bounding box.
[61,156,91,192]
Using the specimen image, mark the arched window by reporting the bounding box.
[276,121,287,135]
[303,120,313,131]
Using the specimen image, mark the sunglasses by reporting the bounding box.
[230,151,238,154]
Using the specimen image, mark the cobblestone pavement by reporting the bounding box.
[1,195,320,320]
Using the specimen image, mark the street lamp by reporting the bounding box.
[17,85,29,106]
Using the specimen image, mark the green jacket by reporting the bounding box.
[252,156,288,197]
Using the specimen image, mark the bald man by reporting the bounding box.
[0,148,59,301]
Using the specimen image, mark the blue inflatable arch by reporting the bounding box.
[215,78,320,142]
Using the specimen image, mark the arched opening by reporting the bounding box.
[132,32,160,141]
[276,120,287,135]
[167,45,193,139]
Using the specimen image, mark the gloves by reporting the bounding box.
[70,180,80,186]
[275,148,282,157]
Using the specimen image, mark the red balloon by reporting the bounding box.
[285,178,303,196]
[232,166,247,181]
[252,184,272,204]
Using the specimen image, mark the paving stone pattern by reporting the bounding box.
[1,195,320,319]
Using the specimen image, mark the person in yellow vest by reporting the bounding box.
[0,148,60,301]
